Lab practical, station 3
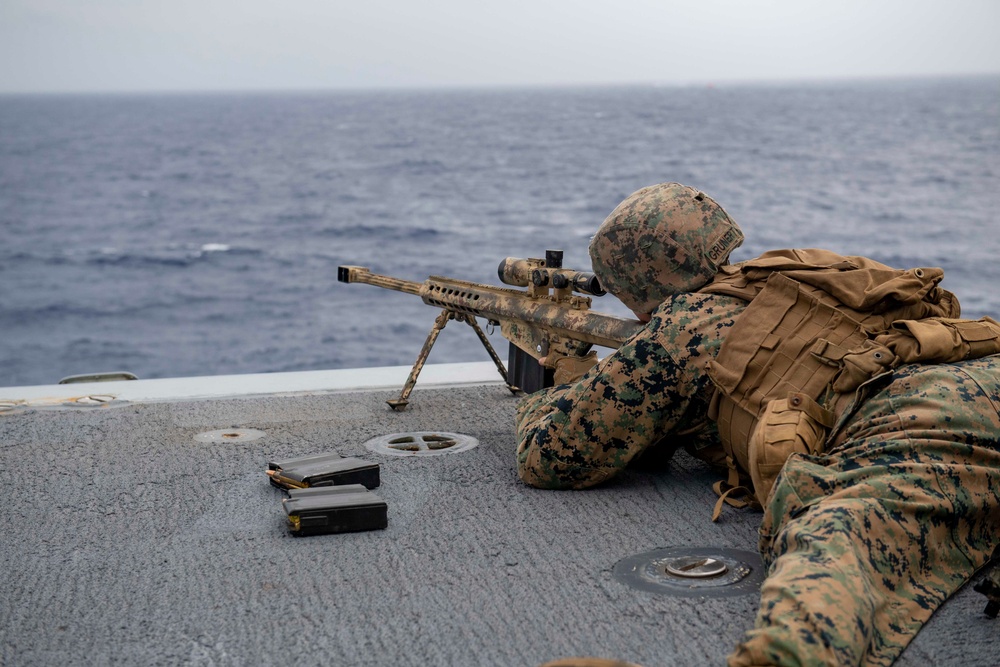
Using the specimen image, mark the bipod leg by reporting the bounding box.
[388,309,453,410]
[458,314,520,394]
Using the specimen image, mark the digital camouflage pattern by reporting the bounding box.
[589,183,744,314]
[522,183,999,666]
[516,300,1000,666]
[516,291,747,488]
[729,356,1000,667]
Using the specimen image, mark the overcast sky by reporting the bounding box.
[1,0,998,94]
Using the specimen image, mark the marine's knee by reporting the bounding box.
[516,441,614,490]
[516,452,554,489]
[516,441,572,489]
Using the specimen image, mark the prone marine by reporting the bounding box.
[515,183,1000,667]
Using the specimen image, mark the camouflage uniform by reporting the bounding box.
[517,183,746,487]
[730,357,1000,667]
[517,183,1000,666]
[517,310,1000,667]
[516,291,743,487]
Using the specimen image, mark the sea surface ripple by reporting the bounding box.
[1,77,998,386]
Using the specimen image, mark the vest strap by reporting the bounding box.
[710,457,760,521]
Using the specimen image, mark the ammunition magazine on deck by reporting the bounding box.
[265,451,385,536]
[282,485,388,537]
[267,451,380,490]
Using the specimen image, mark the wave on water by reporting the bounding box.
[79,243,255,268]
[319,224,442,241]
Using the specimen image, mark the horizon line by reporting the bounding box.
[1,71,998,98]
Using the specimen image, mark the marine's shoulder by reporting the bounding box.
[654,291,748,320]
[647,292,745,358]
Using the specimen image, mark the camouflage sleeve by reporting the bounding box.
[514,307,712,490]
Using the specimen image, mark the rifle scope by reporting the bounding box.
[498,253,606,297]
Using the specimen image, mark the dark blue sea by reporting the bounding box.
[2,77,998,388]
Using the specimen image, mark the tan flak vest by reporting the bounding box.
[697,249,1000,521]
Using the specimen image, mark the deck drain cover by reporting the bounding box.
[63,394,123,408]
[613,546,764,598]
[194,428,267,443]
[364,431,478,457]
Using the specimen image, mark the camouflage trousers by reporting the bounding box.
[728,356,1000,667]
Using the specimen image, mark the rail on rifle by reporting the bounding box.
[337,249,643,410]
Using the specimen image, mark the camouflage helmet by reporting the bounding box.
[589,183,744,313]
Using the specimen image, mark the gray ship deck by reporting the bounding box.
[1,367,995,666]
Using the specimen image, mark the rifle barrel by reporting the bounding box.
[337,266,423,296]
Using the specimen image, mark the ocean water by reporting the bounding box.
[1,77,998,387]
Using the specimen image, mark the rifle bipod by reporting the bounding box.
[386,309,520,410]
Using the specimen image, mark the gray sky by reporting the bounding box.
[1,0,998,93]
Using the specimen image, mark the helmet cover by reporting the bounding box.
[589,183,744,313]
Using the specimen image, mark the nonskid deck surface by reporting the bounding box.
[0,376,993,666]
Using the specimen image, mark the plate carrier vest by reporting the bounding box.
[698,249,1000,520]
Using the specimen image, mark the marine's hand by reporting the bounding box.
[538,352,598,384]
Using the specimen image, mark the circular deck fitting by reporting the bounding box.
[193,428,267,443]
[613,546,764,598]
[364,431,479,457]
[664,555,729,578]
[62,394,121,408]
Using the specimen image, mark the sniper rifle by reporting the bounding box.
[338,250,643,410]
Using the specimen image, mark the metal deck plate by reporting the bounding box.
[363,431,479,456]
[613,546,766,598]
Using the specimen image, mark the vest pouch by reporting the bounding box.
[703,249,961,327]
[876,317,1000,364]
[748,392,834,506]
[831,340,898,393]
